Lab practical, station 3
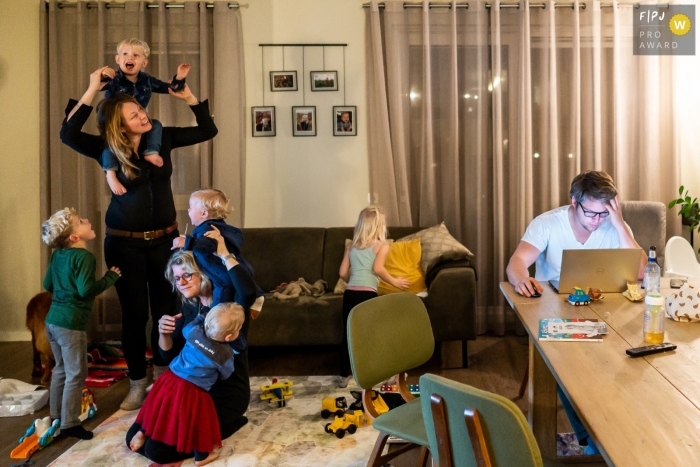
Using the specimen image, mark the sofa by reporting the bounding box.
[240,227,477,368]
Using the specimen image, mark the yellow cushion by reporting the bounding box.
[378,239,428,295]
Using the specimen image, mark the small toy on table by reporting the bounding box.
[567,286,590,306]
[321,396,348,419]
[260,378,294,407]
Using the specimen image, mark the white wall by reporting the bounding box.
[241,0,370,227]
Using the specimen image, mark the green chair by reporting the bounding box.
[420,373,564,467]
[348,293,435,467]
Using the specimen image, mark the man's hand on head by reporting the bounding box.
[515,277,543,297]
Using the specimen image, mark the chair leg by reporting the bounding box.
[417,446,430,467]
[366,431,425,467]
[462,340,469,368]
[518,361,529,399]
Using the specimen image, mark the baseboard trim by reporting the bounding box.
[0,331,32,342]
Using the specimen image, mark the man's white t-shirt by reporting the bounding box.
[521,205,630,282]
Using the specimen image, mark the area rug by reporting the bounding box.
[48,376,377,467]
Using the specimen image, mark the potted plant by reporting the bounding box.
[669,185,700,250]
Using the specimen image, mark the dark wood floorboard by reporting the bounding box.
[0,333,572,467]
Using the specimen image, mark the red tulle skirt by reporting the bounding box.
[135,369,221,454]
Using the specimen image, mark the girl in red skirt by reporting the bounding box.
[130,302,244,466]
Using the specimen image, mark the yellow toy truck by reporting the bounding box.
[321,396,348,419]
[324,410,367,439]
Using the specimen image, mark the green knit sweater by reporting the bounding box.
[43,248,120,332]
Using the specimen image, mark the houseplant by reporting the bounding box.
[669,185,700,251]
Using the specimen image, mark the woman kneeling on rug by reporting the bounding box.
[125,234,256,464]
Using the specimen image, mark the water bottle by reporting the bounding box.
[643,246,661,294]
[643,292,665,344]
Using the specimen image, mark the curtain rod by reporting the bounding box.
[362,1,669,9]
[51,2,239,9]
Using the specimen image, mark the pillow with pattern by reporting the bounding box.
[398,222,474,274]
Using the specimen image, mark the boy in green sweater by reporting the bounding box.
[41,208,121,439]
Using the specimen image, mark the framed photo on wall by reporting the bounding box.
[333,106,357,136]
[292,106,316,137]
[270,71,298,91]
[310,71,338,91]
[252,106,276,137]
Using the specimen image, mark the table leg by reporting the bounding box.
[528,339,558,459]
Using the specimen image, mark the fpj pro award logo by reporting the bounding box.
[634,5,695,55]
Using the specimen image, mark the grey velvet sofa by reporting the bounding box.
[240,227,477,367]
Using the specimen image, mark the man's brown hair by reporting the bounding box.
[569,171,617,204]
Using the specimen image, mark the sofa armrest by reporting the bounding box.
[426,258,476,286]
[423,266,477,342]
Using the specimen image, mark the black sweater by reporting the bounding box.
[60,99,218,232]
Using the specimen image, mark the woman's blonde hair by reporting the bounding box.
[204,302,245,341]
[41,207,77,249]
[352,206,387,249]
[191,189,230,220]
[96,94,146,180]
[165,251,213,305]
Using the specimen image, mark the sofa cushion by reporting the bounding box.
[398,222,474,274]
[241,228,326,293]
[247,293,344,346]
[378,239,427,295]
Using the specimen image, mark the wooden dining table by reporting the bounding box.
[500,278,700,466]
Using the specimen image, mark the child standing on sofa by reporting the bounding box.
[129,303,244,466]
[41,208,121,439]
[171,189,265,317]
[337,206,410,387]
[99,38,191,196]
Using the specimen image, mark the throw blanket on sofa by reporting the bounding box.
[272,278,328,300]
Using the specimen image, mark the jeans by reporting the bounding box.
[100,119,163,171]
[46,324,88,429]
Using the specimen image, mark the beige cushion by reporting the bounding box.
[398,222,474,274]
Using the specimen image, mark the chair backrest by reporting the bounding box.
[348,293,435,389]
[664,236,700,278]
[620,201,667,269]
[420,374,544,467]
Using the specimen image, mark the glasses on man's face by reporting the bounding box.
[173,272,195,283]
[578,203,610,219]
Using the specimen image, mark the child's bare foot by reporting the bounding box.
[129,431,146,452]
[195,451,219,466]
[176,63,191,80]
[106,171,127,195]
[144,154,163,167]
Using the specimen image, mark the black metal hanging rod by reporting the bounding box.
[363,1,669,9]
[51,2,239,9]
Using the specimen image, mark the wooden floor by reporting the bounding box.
[0,334,572,467]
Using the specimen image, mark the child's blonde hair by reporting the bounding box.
[191,189,230,220]
[204,302,245,341]
[116,38,150,58]
[41,207,78,249]
[352,206,387,249]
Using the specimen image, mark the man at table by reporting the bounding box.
[506,170,644,454]
[506,170,644,297]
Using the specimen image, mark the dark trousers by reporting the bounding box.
[340,289,378,376]
[104,231,178,381]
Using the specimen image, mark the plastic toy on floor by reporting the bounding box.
[321,396,347,419]
[324,410,367,439]
[348,390,389,418]
[79,387,97,421]
[260,378,294,407]
[10,416,60,459]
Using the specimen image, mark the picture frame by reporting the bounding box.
[292,106,317,137]
[310,71,338,91]
[270,71,298,91]
[252,106,276,137]
[333,106,357,136]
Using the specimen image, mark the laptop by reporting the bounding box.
[549,248,643,293]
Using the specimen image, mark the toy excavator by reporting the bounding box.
[260,378,294,407]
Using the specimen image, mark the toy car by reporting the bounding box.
[260,378,294,407]
[321,396,348,419]
[324,410,367,439]
[567,286,590,306]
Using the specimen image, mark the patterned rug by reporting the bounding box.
[48,376,377,467]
